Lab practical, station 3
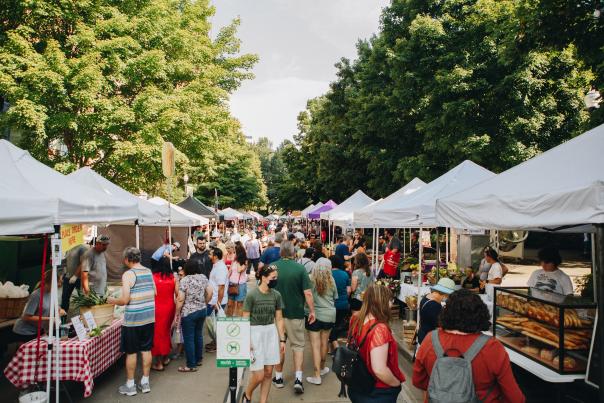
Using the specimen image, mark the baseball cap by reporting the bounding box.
[173,241,181,249]
[97,235,111,244]
[431,277,456,294]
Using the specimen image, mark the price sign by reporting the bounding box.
[216,317,250,368]
[82,311,98,330]
[71,316,88,341]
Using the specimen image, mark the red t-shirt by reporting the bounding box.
[412,330,525,403]
[350,317,406,388]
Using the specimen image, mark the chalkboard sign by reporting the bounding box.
[586,313,600,389]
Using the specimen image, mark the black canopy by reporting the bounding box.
[177,196,219,219]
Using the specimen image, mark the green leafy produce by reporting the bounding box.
[88,325,109,338]
[71,289,108,308]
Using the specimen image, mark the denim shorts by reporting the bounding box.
[228,282,248,302]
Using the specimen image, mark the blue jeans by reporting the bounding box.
[348,386,401,403]
[181,308,207,368]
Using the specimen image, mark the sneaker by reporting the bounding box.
[294,378,304,394]
[306,376,322,385]
[139,381,151,394]
[272,377,284,388]
[118,384,137,396]
[320,367,330,376]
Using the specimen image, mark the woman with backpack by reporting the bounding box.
[412,289,525,402]
[347,283,405,402]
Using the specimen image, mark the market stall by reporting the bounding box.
[5,319,123,398]
[436,123,604,393]
[0,140,139,402]
[320,190,374,242]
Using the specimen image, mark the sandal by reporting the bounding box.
[151,365,164,372]
[162,358,171,366]
[196,361,203,367]
[178,366,197,373]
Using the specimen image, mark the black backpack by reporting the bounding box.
[332,322,379,395]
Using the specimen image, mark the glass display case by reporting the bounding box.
[493,287,596,374]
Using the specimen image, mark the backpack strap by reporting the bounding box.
[463,333,491,362]
[358,322,380,349]
[430,329,445,358]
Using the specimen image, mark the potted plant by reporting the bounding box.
[71,290,114,328]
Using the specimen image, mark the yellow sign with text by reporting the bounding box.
[60,224,84,255]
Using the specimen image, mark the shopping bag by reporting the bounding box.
[206,310,217,341]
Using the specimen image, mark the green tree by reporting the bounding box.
[0,0,263,204]
[284,0,600,204]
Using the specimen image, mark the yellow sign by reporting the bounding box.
[60,224,84,255]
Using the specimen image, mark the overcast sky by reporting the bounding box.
[211,0,390,147]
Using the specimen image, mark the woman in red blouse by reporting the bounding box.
[348,283,405,402]
[412,289,525,403]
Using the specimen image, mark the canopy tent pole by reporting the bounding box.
[436,228,441,279]
[371,226,376,274]
[417,226,424,326]
[445,227,449,263]
[595,224,604,392]
[403,229,406,256]
[168,202,173,271]
[46,229,62,402]
[135,220,140,249]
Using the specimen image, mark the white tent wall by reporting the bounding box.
[369,161,494,228]
[352,178,426,228]
[436,124,604,230]
[0,140,139,235]
[98,225,188,281]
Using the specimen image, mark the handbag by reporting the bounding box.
[228,268,242,296]
[332,321,379,394]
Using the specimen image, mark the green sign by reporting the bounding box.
[216,317,250,368]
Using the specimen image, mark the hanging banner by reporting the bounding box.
[421,230,432,248]
[60,224,85,255]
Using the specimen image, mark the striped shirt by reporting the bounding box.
[124,266,156,327]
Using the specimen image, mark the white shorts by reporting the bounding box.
[250,324,280,371]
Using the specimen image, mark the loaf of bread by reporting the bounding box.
[539,348,555,362]
[552,356,576,370]
[521,345,539,355]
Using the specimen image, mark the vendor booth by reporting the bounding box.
[0,140,139,401]
[436,123,604,394]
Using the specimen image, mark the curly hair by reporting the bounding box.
[440,289,491,333]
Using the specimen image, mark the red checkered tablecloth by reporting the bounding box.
[4,319,123,398]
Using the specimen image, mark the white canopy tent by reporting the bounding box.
[247,211,265,221]
[304,202,323,218]
[148,197,208,226]
[436,125,604,230]
[352,177,426,228]
[300,203,316,218]
[320,190,375,226]
[0,140,139,236]
[368,161,494,228]
[67,167,169,226]
[0,140,140,402]
[434,124,604,391]
[221,207,251,221]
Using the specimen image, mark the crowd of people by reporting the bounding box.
[11,223,578,403]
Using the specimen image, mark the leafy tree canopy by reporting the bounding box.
[0,0,265,208]
[273,0,603,208]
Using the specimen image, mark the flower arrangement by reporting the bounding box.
[375,278,401,296]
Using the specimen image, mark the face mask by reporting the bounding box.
[268,279,278,289]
